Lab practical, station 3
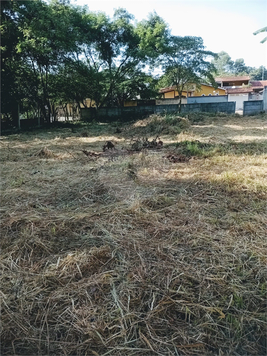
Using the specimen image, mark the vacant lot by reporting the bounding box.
[1,114,267,356]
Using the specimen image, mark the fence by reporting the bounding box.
[1,101,239,132]
[81,101,236,122]
[187,95,228,104]
[243,100,264,116]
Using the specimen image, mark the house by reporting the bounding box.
[159,85,194,100]
[215,76,266,111]
[250,80,267,100]
[159,83,226,103]
[193,83,226,96]
[224,87,253,111]
[215,76,250,88]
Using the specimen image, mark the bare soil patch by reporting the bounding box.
[1,113,267,355]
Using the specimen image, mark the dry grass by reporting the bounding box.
[0,113,267,356]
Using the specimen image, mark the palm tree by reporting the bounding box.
[253,26,267,43]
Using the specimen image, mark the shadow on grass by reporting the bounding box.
[166,140,267,156]
[1,114,267,159]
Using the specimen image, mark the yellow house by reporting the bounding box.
[159,85,194,99]
[80,99,97,108]
[160,83,226,98]
[124,100,138,107]
[194,84,226,96]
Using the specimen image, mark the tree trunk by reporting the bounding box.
[17,103,20,129]
[178,93,183,113]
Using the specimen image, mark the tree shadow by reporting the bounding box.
[166,139,267,156]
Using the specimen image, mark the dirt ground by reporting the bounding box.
[0,114,267,356]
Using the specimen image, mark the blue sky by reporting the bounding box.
[71,0,267,69]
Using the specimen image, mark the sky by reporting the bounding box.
[70,0,267,69]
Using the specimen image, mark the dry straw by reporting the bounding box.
[1,114,267,355]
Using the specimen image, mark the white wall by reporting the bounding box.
[249,92,263,101]
[228,94,249,111]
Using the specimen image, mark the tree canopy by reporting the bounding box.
[1,0,266,127]
[158,36,216,111]
[1,1,170,124]
[211,51,266,79]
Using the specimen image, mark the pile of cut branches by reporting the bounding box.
[130,136,163,151]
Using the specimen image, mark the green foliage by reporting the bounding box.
[253,26,267,43]
[187,111,228,123]
[173,135,267,158]
[249,66,267,80]
[1,1,23,121]
[1,2,171,122]
[212,51,234,76]
[1,0,86,123]
[174,140,213,157]
[159,36,217,112]
[144,119,181,136]
[2,0,234,128]
[136,12,170,60]
[212,51,266,79]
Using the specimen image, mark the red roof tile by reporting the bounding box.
[159,85,176,93]
[250,80,267,88]
[159,83,225,93]
[215,76,250,82]
[226,87,253,94]
[159,85,194,93]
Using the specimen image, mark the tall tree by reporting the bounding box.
[211,51,234,76]
[160,36,216,111]
[232,58,249,76]
[77,9,169,108]
[1,2,169,125]
[2,0,86,123]
[136,12,170,62]
[212,51,266,80]
[249,66,267,80]
[1,0,25,125]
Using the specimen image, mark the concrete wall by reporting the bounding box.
[263,86,267,112]
[249,92,263,101]
[180,102,235,114]
[156,98,187,105]
[243,100,263,116]
[20,118,42,129]
[81,101,236,121]
[187,95,228,104]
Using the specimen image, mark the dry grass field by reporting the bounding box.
[1,113,267,356]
